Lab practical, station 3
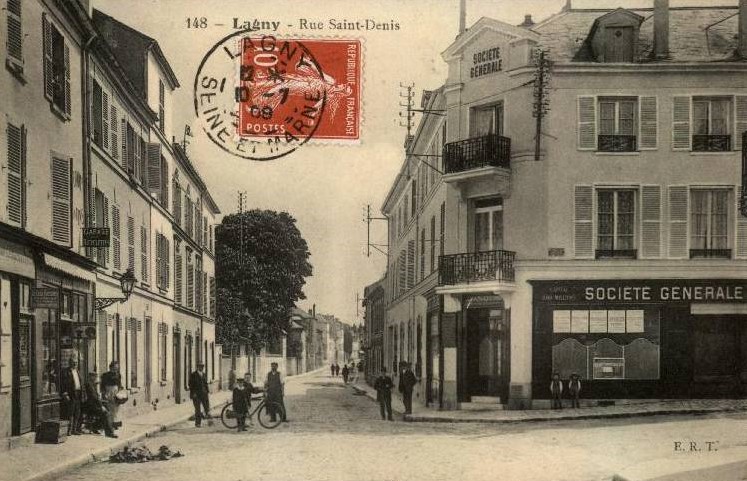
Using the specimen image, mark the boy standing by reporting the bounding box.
[550,372,563,409]
[374,368,394,421]
[568,372,582,409]
[232,378,250,431]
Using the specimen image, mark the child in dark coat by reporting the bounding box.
[232,379,251,431]
[550,372,563,409]
[568,372,582,409]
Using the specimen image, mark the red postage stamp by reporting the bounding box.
[237,37,361,142]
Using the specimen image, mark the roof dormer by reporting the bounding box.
[577,9,644,63]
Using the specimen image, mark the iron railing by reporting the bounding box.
[598,135,637,152]
[438,250,515,285]
[692,135,731,152]
[443,134,511,174]
[689,249,731,259]
[595,249,638,259]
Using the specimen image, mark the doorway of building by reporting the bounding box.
[12,280,34,435]
[144,318,152,403]
[173,331,181,404]
[463,296,509,402]
[692,315,741,396]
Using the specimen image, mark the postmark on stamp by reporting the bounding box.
[194,31,361,161]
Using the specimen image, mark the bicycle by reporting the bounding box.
[220,394,285,430]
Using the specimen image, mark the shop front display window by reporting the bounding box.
[41,315,58,397]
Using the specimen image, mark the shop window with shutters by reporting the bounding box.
[690,189,730,258]
[50,156,72,245]
[596,190,636,259]
[6,0,24,79]
[43,15,71,117]
[6,123,26,228]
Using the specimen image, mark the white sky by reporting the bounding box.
[92,0,736,324]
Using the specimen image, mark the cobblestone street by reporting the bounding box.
[51,372,747,481]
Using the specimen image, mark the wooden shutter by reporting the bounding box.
[577,96,596,150]
[103,196,110,266]
[7,0,22,62]
[122,120,128,169]
[398,250,406,295]
[127,216,135,270]
[139,139,147,186]
[164,238,170,289]
[668,186,689,258]
[736,186,747,258]
[407,240,415,289]
[102,92,109,150]
[640,185,661,258]
[209,276,215,318]
[42,15,53,100]
[6,123,24,226]
[155,234,162,288]
[50,157,71,244]
[141,226,148,283]
[147,143,162,199]
[112,205,121,269]
[175,246,183,304]
[63,42,71,115]
[111,105,118,159]
[735,96,747,151]
[638,96,658,150]
[573,185,594,258]
[203,272,208,314]
[133,134,141,181]
[672,96,691,150]
[160,157,169,206]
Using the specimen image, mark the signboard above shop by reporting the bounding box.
[533,280,747,305]
[82,227,110,248]
[31,287,59,309]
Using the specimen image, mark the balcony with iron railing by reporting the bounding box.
[692,135,731,152]
[438,250,515,286]
[443,134,511,174]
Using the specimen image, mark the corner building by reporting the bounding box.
[383,1,747,411]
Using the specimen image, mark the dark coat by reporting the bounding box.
[188,370,209,399]
[374,374,393,401]
[60,368,82,398]
[83,380,105,412]
[232,386,250,414]
[399,369,417,393]
[100,371,122,393]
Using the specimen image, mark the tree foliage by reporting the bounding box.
[215,210,312,353]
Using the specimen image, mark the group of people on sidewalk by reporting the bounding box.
[373,362,418,421]
[61,358,124,438]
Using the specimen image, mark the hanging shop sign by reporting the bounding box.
[82,227,110,248]
[534,280,747,305]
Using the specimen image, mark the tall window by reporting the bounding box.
[158,80,166,132]
[6,123,26,227]
[6,0,23,73]
[94,189,109,266]
[43,15,71,115]
[439,202,445,258]
[130,318,138,387]
[470,104,503,137]
[50,156,71,245]
[690,190,729,257]
[156,233,170,290]
[420,228,426,281]
[693,98,731,151]
[598,98,637,152]
[474,198,503,252]
[411,181,417,216]
[429,216,436,273]
[159,323,167,381]
[597,190,636,258]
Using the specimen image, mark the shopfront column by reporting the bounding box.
[441,293,460,410]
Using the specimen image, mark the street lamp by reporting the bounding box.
[95,267,137,310]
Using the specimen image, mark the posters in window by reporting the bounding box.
[552,310,570,333]
[571,310,589,333]
[589,310,608,332]
[608,310,626,333]
[626,310,644,332]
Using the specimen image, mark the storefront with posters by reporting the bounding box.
[532,279,747,402]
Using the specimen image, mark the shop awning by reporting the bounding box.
[42,253,96,283]
[0,238,34,279]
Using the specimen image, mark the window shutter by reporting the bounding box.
[672,96,691,151]
[7,123,23,226]
[573,185,594,258]
[127,216,135,270]
[161,158,169,206]
[668,186,689,258]
[102,92,109,150]
[155,234,162,288]
[133,135,141,181]
[175,247,183,304]
[577,96,596,150]
[122,120,128,170]
[63,42,71,115]
[734,96,747,151]
[111,105,118,159]
[407,240,415,289]
[50,157,71,244]
[103,196,109,266]
[42,15,53,100]
[7,0,23,62]
[164,238,170,289]
[147,143,162,198]
[638,96,658,150]
[398,250,406,295]
[736,186,747,259]
[112,205,121,269]
[139,139,147,186]
[640,185,661,258]
[141,226,148,283]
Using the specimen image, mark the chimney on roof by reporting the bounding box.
[653,0,670,60]
[740,0,747,58]
[519,15,535,28]
[458,0,466,35]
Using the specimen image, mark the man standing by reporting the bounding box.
[374,368,394,421]
[83,372,117,438]
[399,362,418,415]
[264,362,287,422]
[188,362,211,427]
[61,358,83,435]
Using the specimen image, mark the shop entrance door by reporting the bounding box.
[465,308,504,399]
[12,313,33,435]
[173,332,181,404]
[693,316,739,392]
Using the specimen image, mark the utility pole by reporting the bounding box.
[532,48,551,161]
[237,191,246,266]
[363,204,388,257]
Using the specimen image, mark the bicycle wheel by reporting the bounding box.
[256,401,284,429]
[221,402,239,429]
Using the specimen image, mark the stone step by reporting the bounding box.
[460,402,506,411]
[471,396,502,404]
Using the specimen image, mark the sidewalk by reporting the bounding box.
[0,390,231,481]
[349,380,747,423]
